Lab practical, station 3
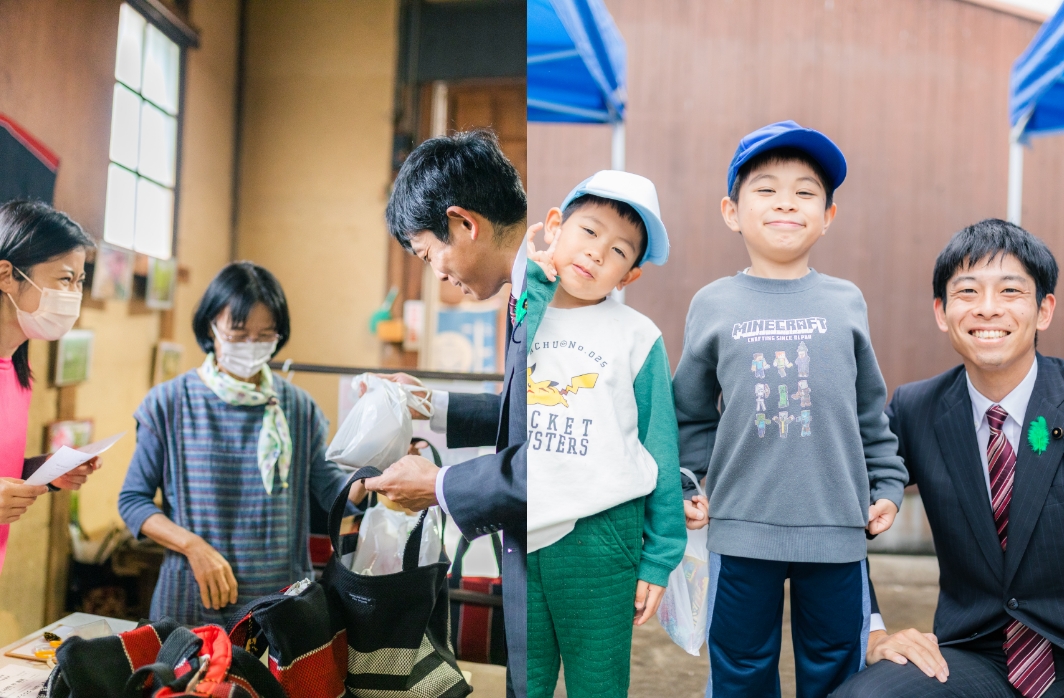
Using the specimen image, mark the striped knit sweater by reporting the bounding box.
[118,369,351,626]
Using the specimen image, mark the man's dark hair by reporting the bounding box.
[192,261,291,356]
[562,194,648,267]
[0,200,95,389]
[729,146,835,208]
[386,130,527,252]
[933,219,1058,308]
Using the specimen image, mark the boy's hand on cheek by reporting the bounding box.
[633,580,666,626]
[526,222,559,281]
[867,499,899,536]
[684,495,709,530]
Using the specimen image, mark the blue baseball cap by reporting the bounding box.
[561,170,669,266]
[726,120,847,195]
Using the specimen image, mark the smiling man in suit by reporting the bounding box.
[364,130,527,698]
[834,219,1064,697]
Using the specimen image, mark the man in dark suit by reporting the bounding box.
[364,130,528,697]
[834,219,1064,697]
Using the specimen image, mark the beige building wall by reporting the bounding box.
[0,0,240,643]
[235,0,397,433]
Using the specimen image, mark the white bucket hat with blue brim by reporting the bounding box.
[560,170,670,266]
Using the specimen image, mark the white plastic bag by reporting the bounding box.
[657,468,710,656]
[345,505,444,575]
[326,373,432,471]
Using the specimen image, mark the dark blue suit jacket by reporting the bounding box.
[880,354,1064,648]
[442,313,527,694]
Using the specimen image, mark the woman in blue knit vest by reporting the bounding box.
[119,262,361,625]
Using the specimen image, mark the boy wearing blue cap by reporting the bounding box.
[524,170,686,698]
[674,122,909,697]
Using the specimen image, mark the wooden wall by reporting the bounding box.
[0,0,240,640]
[528,0,1064,393]
[234,0,397,435]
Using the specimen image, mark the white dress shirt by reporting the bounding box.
[432,242,527,515]
[870,357,1039,635]
[966,358,1038,500]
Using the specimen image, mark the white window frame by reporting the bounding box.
[103,1,196,261]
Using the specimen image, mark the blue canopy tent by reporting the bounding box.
[527,0,628,169]
[1007,2,1064,224]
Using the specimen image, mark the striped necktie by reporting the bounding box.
[986,405,1056,698]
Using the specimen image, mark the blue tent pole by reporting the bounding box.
[1007,112,1031,225]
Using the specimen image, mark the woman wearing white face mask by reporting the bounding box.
[118,261,363,625]
[0,201,103,576]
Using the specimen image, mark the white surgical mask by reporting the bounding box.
[213,324,278,380]
[6,267,82,341]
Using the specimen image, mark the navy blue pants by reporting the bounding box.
[705,554,870,698]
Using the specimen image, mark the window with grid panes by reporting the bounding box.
[103,3,181,260]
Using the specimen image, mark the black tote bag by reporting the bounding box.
[321,466,472,698]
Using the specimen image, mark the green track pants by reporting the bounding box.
[527,498,644,698]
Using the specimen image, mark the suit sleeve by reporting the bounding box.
[885,386,915,487]
[854,299,908,509]
[866,387,913,627]
[442,441,526,539]
[867,558,880,615]
[445,392,502,449]
[672,293,721,499]
[635,338,687,586]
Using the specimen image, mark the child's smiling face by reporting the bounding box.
[543,201,644,306]
[722,159,837,270]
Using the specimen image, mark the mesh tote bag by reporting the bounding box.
[321,466,472,698]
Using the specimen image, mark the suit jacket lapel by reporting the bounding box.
[1004,354,1064,588]
[933,371,1004,582]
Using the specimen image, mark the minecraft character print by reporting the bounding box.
[773,411,795,437]
[778,384,789,408]
[751,352,768,379]
[755,413,770,438]
[755,383,770,411]
[773,351,793,378]
[795,341,811,377]
[799,410,812,437]
[791,380,811,408]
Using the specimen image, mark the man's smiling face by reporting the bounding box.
[407,209,507,301]
[935,253,1055,372]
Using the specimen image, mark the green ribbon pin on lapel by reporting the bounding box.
[1028,416,1050,455]
[515,290,528,326]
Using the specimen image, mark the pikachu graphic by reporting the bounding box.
[527,365,599,408]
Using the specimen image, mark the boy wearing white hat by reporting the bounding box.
[524,170,686,697]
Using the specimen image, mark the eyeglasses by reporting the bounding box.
[212,324,282,344]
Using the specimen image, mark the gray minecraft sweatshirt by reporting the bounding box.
[673,270,907,563]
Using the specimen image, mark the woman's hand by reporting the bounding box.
[526,222,559,281]
[0,478,48,524]
[51,456,102,491]
[348,480,368,505]
[184,535,239,610]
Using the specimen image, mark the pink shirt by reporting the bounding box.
[0,357,31,573]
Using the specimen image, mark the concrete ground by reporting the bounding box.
[553,554,940,698]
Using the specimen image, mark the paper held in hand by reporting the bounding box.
[24,432,126,486]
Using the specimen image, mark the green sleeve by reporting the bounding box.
[634,336,687,586]
[524,260,558,353]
